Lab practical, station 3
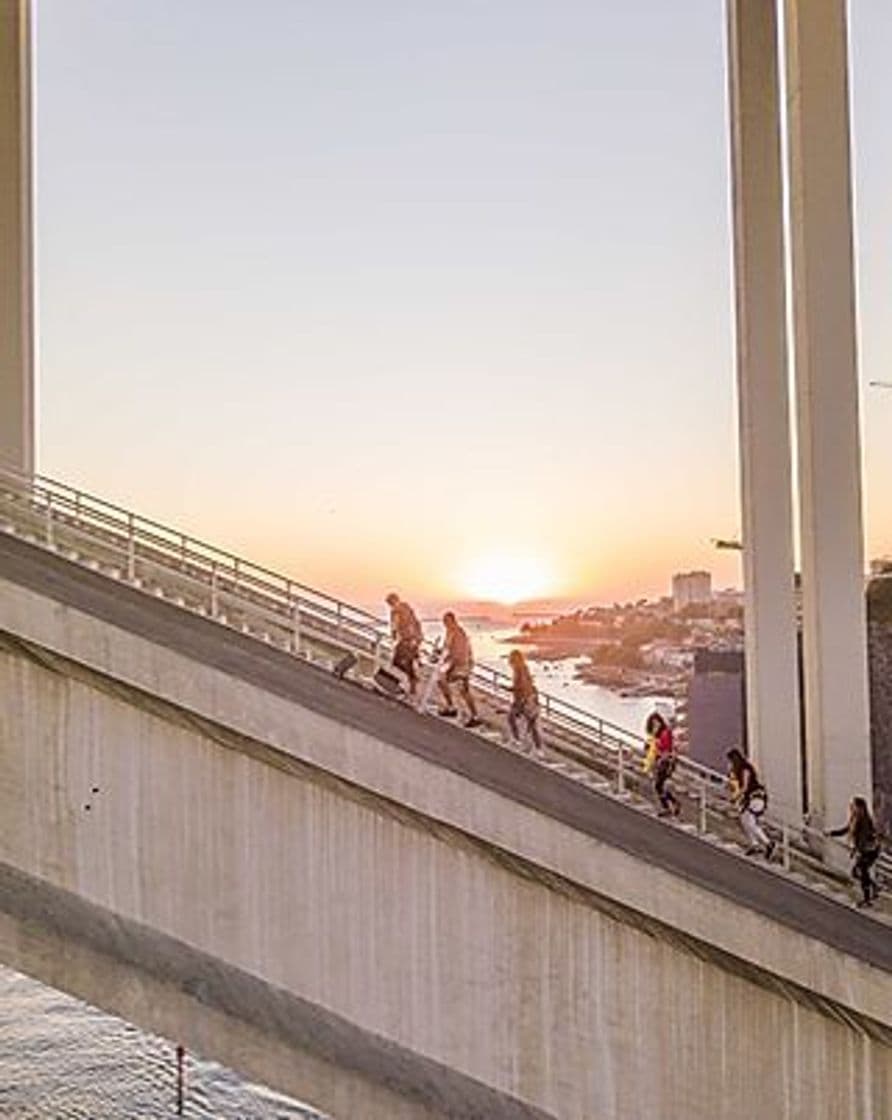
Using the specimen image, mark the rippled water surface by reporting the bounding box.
[0,966,323,1118]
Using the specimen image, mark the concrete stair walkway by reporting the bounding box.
[1,466,888,924]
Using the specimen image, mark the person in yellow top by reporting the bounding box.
[644,711,680,818]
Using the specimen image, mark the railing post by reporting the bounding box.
[210,563,219,618]
[782,824,791,871]
[176,1043,185,1115]
[372,634,382,674]
[291,602,302,654]
[698,780,708,834]
[126,513,136,581]
[617,744,626,795]
[44,494,53,547]
[180,534,187,570]
[336,601,343,639]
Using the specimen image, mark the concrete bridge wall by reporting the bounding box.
[1,559,891,1119]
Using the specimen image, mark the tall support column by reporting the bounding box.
[784,0,871,828]
[0,0,34,476]
[726,0,802,820]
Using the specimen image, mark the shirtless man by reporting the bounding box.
[437,611,481,728]
[385,592,423,697]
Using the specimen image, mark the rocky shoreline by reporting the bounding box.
[573,661,687,699]
[504,633,686,700]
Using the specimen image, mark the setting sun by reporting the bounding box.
[462,553,557,605]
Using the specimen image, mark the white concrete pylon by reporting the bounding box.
[783,0,872,828]
[0,0,34,475]
[726,0,802,821]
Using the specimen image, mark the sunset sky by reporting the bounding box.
[32,1,892,610]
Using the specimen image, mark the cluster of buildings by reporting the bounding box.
[671,570,713,612]
[513,570,748,763]
[517,571,741,677]
[514,568,891,826]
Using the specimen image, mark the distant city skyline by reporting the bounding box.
[32,1,892,608]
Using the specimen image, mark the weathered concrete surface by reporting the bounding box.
[1,536,891,1118]
[785,0,873,828]
[868,621,892,833]
[726,0,802,823]
[0,861,548,1120]
[0,1,34,474]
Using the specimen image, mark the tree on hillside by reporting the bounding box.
[868,577,892,626]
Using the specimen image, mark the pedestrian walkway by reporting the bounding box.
[0,465,887,921]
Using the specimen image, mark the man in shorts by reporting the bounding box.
[386,592,423,697]
[437,611,481,728]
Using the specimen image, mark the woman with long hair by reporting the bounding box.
[507,649,542,752]
[726,747,774,860]
[828,797,882,908]
[646,711,680,818]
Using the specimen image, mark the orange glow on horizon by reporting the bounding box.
[460,552,558,605]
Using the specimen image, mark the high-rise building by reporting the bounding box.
[671,571,712,613]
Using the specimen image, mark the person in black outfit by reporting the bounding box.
[827,796,882,908]
[646,712,680,818]
[726,748,774,859]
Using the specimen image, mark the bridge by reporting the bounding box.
[3,1,892,1115]
[1,468,890,1119]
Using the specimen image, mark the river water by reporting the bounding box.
[457,619,668,731]
[0,622,664,1118]
[0,966,322,1118]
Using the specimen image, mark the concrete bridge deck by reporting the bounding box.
[2,468,888,909]
[2,530,892,1118]
[0,531,890,970]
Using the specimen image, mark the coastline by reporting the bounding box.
[497,631,686,703]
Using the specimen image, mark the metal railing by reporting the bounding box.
[0,464,887,905]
